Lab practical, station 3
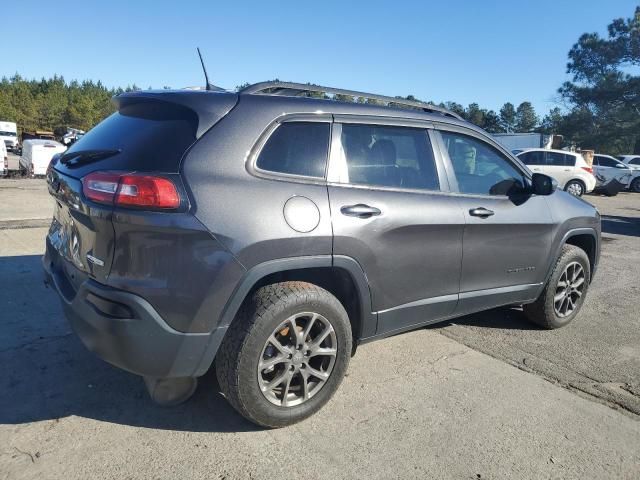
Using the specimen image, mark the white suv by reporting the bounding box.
[516,148,596,196]
[617,155,640,171]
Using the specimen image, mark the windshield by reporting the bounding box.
[0,131,17,137]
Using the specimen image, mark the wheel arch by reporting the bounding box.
[218,255,375,344]
[546,228,599,285]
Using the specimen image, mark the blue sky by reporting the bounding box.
[3,0,638,115]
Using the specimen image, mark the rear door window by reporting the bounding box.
[545,152,567,166]
[256,122,330,178]
[564,154,576,167]
[339,124,439,190]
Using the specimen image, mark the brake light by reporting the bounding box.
[581,166,593,174]
[82,171,181,209]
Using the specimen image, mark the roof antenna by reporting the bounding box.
[196,48,225,92]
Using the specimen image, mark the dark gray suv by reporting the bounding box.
[43,82,600,427]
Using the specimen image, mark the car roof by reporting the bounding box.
[517,148,580,155]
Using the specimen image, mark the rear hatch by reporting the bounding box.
[45,90,238,292]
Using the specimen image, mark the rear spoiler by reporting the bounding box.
[113,90,238,138]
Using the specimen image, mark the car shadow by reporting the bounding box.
[0,254,261,433]
[425,306,540,332]
[601,214,640,237]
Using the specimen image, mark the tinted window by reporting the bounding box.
[257,122,330,178]
[564,154,576,167]
[596,156,617,167]
[630,158,640,165]
[519,151,544,165]
[546,152,567,166]
[340,124,439,190]
[54,102,198,177]
[441,131,525,195]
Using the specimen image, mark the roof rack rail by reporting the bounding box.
[240,81,463,121]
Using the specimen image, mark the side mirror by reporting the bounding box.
[615,163,627,168]
[531,173,556,196]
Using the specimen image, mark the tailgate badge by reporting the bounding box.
[86,254,105,267]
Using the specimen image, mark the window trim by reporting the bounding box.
[246,113,333,185]
[433,126,531,198]
[326,120,450,193]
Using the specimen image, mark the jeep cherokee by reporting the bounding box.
[43,81,601,427]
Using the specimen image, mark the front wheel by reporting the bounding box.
[630,177,640,193]
[216,282,352,428]
[524,245,590,329]
[564,180,585,197]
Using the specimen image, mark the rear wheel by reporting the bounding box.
[216,282,352,428]
[524,245,590,329]
[630,177,640,193]
[564,180,585,197]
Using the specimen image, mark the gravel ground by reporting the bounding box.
[436,191,640,415]
[0,180,639,479]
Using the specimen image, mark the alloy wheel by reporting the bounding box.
[258,312,337,407]
[554,261,585,317]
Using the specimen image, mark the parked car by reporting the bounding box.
[593,154,638,193]
[43,82,601,428]
[515,148,596,196]
[20,139,66,176]
[617,155,640,171]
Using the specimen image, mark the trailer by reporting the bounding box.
[493,133,563,153]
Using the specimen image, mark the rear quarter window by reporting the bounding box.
[256,122,330,178]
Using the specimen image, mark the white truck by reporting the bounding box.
[0,121,18,152]
[20,139,66,176]
[493,133,563,153]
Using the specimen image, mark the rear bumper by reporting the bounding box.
[43,247,227,378]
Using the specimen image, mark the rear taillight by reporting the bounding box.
[82,171,181,209]
[581,166,593,174]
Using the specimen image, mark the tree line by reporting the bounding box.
[0,7,638,154]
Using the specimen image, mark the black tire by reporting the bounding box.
[215,281,352,428]
[524,245,590,329]
[564,180,585,197]
[630,177,640,193]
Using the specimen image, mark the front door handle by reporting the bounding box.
[469,207,494,218]
[341,204,382,218]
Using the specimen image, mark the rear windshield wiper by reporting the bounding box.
[59,149,121,167]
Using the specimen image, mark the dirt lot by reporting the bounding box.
[0,180,639,479]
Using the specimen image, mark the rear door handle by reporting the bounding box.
[469,207,494,218]
[341,204,382,218]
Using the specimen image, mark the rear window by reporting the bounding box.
[54,102,198,177]
[256,122,330,178]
